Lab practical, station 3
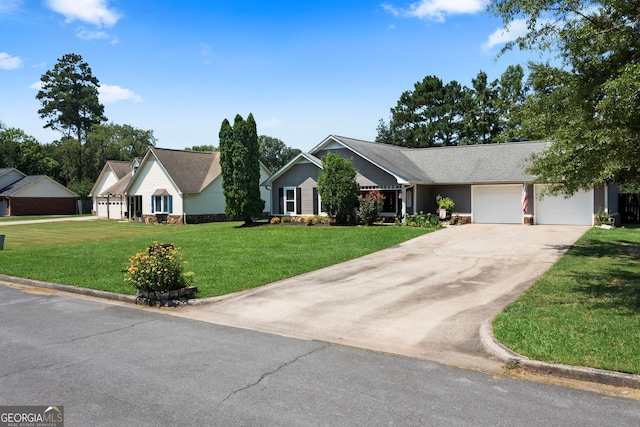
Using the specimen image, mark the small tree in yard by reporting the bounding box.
[358,190,385,225]
[317,153,359,224]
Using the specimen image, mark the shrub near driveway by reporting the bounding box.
[493,226,640,375]
[0,220,433,298]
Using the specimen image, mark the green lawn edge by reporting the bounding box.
[493,226,640,375]
[0,219,433,298]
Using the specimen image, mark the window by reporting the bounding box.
[284,187,296,215]
[151,195,172,213]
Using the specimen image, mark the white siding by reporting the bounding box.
[15,177,76,198]
[260,165,271,214]
[472,185,522,224]
[92,170,121,216]
[184,176,226,215]
[127,156,182,215]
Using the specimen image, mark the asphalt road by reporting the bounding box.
[1,284,639,426]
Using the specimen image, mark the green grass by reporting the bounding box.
[0,219,433,298]
[493,226,640,375]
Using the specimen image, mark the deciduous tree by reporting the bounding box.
[258,135,300,173]
[490,0,640,193]
[317,153,359,224]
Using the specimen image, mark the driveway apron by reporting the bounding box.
[174,224,589,372]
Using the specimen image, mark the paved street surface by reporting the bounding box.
[175,224,589,371]
[1,285,639,426]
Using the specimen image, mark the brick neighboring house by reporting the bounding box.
[0,168,78,216]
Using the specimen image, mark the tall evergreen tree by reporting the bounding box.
[36,53,107,183]
[219,114,265,224]
[460,71,501,144]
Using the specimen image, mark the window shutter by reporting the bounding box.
[278,188,284,214]
[151,196,155,213]
[296,187,302,215]
[168,195,173,214]
[313,188,318,215]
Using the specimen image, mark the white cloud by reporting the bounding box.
[483,19,529,50]
[76,27,109,40]
[99,84,143,104]
[46,0,120,27]
[261,117,283,128]
[28,81,43,90]
[0,52,22,70]
[383,0,486,22]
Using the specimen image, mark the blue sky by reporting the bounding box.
[0,0,533,152]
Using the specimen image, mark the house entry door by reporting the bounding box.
[0,198,7,216]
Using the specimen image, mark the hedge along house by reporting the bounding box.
[0,168,78,216]
[264,135,619,226]
[89,159,141,220]
[123,147,271,224]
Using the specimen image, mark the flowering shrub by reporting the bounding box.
[358,190,385,225]
[270,216,281,224]
[124,242,194,293]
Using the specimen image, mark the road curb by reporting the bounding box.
[0,274,138,304]
[480,319,640,389]
[4,273,639,390]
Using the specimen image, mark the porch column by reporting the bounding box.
[401,185,407,219]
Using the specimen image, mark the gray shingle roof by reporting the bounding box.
[107,160,132,180]
[330,136,431,183]
[102,171,133,196]
[0,176,44,195]
[406,141,547,184]
[323,136,547,184]
[151,148,221,193]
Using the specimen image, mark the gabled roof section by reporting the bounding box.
[407,141,547,184]
[262,152,322,186]
[311,135,431,184]
[0,175,78,197]
[107,160,132,180]
[308,136,547,185]
[102,171,133,196]
[0,168,27,183]
[0,175,41,195]
[149,148,221,193]
[0,168,26,178]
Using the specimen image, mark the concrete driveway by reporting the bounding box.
[174,224,589,372]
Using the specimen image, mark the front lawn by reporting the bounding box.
[0,220,433,298]
[493,226,640,375]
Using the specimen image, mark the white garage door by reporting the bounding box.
[472,185,523,224]
[535,185,593,225]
